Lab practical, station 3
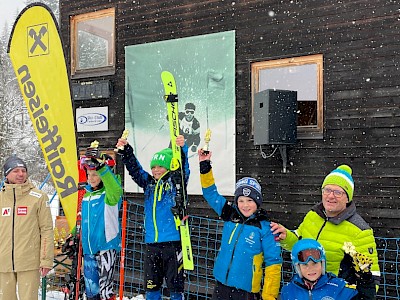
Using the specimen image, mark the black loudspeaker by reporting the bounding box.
[253,89,297,145]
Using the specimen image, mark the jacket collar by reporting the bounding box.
[312,201,357,225]
[3,179,35,195]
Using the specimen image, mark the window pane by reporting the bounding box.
[251,54,323,138]
[259,64,317,101]
[259,64,318,127]
[71,8,115,77]
[77,16,113,70]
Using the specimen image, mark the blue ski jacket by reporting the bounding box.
[280,273,359,300]
[121,144,190,244]
[81,165,122,255]
[200,162,282,298]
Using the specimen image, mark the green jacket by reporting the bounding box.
[282,202,380,280]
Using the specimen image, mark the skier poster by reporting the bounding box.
[125,31,235,195]
[8,4,79,230]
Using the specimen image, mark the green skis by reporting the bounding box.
[161,71,194,271]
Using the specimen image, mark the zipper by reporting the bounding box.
[225,222,245,282]
[87,193,92,253]
[316,218,328,240]
[12,188,16,271]
[152,171,169,243]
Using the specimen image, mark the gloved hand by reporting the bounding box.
[83,157,105,170]
[341,242,374,285]
[62,234,78,259]
[84,146,105,170]
[339,253,357,284]
[342,241,373,273]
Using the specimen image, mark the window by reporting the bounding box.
[71,8,115,78]
[251,54,324,139]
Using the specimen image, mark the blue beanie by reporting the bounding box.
[234,177,263,207]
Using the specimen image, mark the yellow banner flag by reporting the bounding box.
[8,4,78,230]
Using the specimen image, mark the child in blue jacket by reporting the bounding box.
[80,146,123,300]
[116,135,189,300]
[280,239,375,300]
[198,149,282,300]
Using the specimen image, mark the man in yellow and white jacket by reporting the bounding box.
[0,155,53,300]
[271,165,380,299]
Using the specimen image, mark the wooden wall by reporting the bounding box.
[60,0,400,237]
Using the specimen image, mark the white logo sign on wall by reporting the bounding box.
[76,106,108,132]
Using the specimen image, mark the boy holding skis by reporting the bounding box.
[80,145,123,300]
[115,135,189,300]
[198,149,282,300]
[280,239,376,299]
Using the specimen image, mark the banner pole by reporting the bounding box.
[119,198,128,299]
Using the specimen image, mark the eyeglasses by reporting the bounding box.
[322,187,346,198]
[297,248,323,264]
[185,110,195,115]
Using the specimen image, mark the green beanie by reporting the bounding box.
[150,148,173,170]
[322,164,354,201]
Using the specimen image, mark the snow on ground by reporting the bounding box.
[38,290,145,300]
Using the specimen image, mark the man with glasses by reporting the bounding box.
[271,165,380,296]
[179,102,200,152]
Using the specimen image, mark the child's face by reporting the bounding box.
[87,169,101,188]
[151,165,168,180]
[237,196,258,217]
[299,260,323,282]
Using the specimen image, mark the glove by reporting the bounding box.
[85,147,100,159]
[84,157,105,170]
[84,147,106,170]
[199,160,212,174]
[62,234,78,259]
[117,143,133,156]
[339,253,357,284]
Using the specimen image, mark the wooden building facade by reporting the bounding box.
[59,0,399,237]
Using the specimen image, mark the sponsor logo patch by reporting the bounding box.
[17,206,28,215]
[2,207,11,216]
[29,191,42,198]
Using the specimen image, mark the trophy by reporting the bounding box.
[54,227,60,248]
[115,129,129,152]
[89,140,99,150]
[202,129,212,154]
[342,241,373,272]
[59,228,67,246]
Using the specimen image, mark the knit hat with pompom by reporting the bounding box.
[322,164,354,201]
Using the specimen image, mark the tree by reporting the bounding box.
[0,1,60,194]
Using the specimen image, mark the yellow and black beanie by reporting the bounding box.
[322,164,354,201]
[150,148,173,170]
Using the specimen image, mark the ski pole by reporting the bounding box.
[39,172,51,189]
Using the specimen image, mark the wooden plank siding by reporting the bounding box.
[59,0,400,238]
